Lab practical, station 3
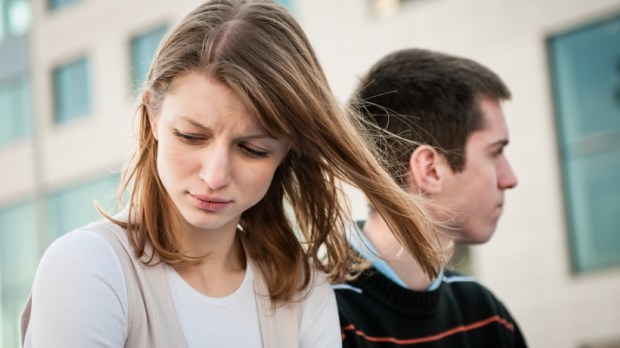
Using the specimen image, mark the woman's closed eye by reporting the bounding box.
[173,129,270,158]
[173,130,204,144]
[240,144,269,158]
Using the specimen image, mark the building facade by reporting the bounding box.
[0,0,619,347]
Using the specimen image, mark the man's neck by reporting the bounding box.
[363,212,453,291]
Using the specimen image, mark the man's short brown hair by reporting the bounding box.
[350,48,511,186]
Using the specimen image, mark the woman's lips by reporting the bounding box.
[190,194,231,212]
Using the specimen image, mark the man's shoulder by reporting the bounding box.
[334,270,527,347]
[442,269,521,322]
[332,269,399,310]
[442,270,502,299]
[332,269,377,304]
[442,270,484,290]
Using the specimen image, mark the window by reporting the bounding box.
[548,14,620,273]
[0,74,31,145]
[0,0,5,41]
[53,57,91,123]
[371,0,419,18]
[48,0,80,11]
[130,25,167,92]
[1,0,32,42]
[0,201,38,348]
[45,174,118,243]
[5,0,31,37]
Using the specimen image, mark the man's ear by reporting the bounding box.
[144,92,159,141]
[408,145,446,196]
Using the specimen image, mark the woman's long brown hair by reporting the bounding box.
[107,0,442,304]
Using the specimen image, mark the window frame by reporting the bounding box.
[547,13,620,274]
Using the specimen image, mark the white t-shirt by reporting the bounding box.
[24,228,341,347]
[166,261,262,347]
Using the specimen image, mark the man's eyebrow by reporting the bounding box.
[491,139,510,148]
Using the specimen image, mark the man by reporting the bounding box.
[336,48,527,347]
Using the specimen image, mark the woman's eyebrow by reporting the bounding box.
[178,116,209,132]
[238,133,277,141]
[178,115,277,140]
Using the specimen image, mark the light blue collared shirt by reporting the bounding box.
[350,222,444,291]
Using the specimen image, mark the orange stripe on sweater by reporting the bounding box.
[342,315,515,345]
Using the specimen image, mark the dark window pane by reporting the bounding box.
[45,174,118,242]
[0,74,32,145]
[53,57,91,123]
[130,25,167,92]
[548,14,620,272]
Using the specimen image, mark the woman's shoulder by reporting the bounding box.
[297,268,340,347]
[39,220,127,276]
[33,220,129,309]
[27,220,130,346]
[301,268,335,306]
[307,268,332,293]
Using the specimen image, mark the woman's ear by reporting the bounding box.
[407,145,446,196]
[144,92,159,141]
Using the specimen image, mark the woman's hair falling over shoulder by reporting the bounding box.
[107,0,442,304]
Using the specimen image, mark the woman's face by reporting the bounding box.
[150,72,288,236]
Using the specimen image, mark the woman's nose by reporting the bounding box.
[199,146,232,190]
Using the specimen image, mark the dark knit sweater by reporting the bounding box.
[335,268,527,347]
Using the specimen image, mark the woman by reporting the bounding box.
[22,0,441,346]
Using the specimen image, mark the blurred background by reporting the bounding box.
[0,0,619,347]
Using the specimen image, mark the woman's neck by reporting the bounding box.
[174,232,246,297]
[172,216,247,297]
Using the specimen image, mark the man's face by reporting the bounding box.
[435,97,518,244]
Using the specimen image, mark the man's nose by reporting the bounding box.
[498,158,518,190]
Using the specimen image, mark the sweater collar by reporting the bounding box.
[352,266,445,314]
